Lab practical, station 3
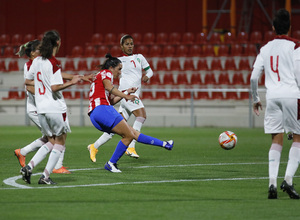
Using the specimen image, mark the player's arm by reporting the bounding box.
[142,66,153,83]
[250,67,263,116]
[61,72,93,83]
[26,84,35,94]
[51,75,81,92]
[103,79,137,104]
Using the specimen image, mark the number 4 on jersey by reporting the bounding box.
[270,55,280,81]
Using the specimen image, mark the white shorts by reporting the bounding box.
[118,98,144,120]
[264,98,300,134]
[38,112,71,137]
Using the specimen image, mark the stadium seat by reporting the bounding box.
[204,73,217,85]
[210,58,223,71]
[131,32,142,45]
[142,32,155,45]
[163,73,175,85]
[104,33,117,46]
[74,91,86,99]
[182,32,195,45]
[237,31,249,45]
[77,59,88,71]
[195,32,207,45]
[149,74,161,85]
[223,32,236,45]
[162,45,175,57]
[0,34,10,47]
[232,72,245,85]
[90,59,100,71]
[23,34,35,43]
[225,91,238,100]
[11,34,23,47]
[156,59,168,71]
[83,45,96,57]
[149,45,162,57]
[182,91,192,99]
[263,30,275,44]
[188,45,202,57]
[230,43,243,56]
[169,59,181,71]
[196,91,209,99]
[202,44,215,57]
[176,72,189,85]
[156,32,168,45]
[64,59,75,71]
[8,60,19,71]
[110,45,122,57]
[196,59,209,71]
[244,44,257,57]
[136,45,149,56]
[250,31,263,45]
[91,33,103,46]
[63,91,73,99]
[141,91,154,99]
[183,59,195,71]
[19,91,26,99]
[70,46,83,57]
[240,91,250,100]
[217,45,229,57]
[218,72,230,85]
[168,32,181,45]
[2,46,15,58]
[224,58,237,71]
[169,91,182,99]
[155,91,168,99]
[238,58,251,71]
[209,32,221,45]
[293,30,300,40]
[96,45,109,57]
[190,72,202,85]
[0,60,6,71]
[37,34,44,40]
[175,45,188,57]
[2,87,20,100]
[211,91,224,100]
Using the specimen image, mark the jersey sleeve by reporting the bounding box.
[293,48,300,86]
[26,60,36,80]
[139,54,150,70]
[51,67,63,86]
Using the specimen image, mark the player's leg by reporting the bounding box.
[87,132,114,162]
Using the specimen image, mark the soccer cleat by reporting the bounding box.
[52,166,71,174]
[280,180,300,199]
[125,147,139,158]
[87,144,98,162]
[268,185,277,199]
[164,140,174,150]
[14,148,26,167]
[104,161,122,173]
[20,165,32,184]
[38,175,57,185]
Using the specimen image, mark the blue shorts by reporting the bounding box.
[89,105,123,133]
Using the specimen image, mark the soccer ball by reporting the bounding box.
[218,131,237,150]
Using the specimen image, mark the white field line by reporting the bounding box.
[1,162,275,190]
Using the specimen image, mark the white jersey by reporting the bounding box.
[118,54,150,96]
[26,56,67,114]
[251,36,300,102]
[23,60,37,113]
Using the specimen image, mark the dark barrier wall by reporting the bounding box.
[0,0,298,56]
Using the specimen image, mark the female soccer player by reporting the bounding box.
[88,34,154,161]
[21,30,81,184]
[88,54,173,173]
[251,9,300,199]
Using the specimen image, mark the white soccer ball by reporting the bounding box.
[218,131,237,150]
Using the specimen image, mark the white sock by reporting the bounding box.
[20,137,46,156]
[128,117,145,149]
[43,144,65,179]
[269,143,282,188]
[285,142,300,185]
[54,149,65,169]
[94,132,114,149]
[28,142,53,170]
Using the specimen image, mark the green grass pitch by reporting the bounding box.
[1,126,300,220]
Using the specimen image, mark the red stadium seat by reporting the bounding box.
[188,45,202,57]
[169,91,182,99]
[211,91,224,100]
[104,33,117,46]
[2,46,15,58]
[204,73,217,85]
[156,59,168,71]
[64,59,75,71]
[0,60,6,71]
[240,91,250,100]
[141,91,154,99]
[183,91,192,99]
[37,34,44,41]
[2,87,20,100]
[168,32,181,45]
[237,31,249,45]
[190,72,202,85]
[195,32,207,45]
[218,72,230,85]
[232,73,245,85]
[250,31,262,45]
[163,73,175,85]
[90,59,100,71]
[162,45,175,57]
[263,30,275,44]
[230,43,243,56]
[196,91,209,99]
[202,44,215,57]
[70,46,83,57]
[156,32,168,45]
[11,34,23,47]
[155,91,168,99]
[149,45,162,57]
[210,58,223,71]
[149,74,161,85]
[182,32,195,45]
[136,45,149,56]
[292,30,300,40]
[63,91,73,99]
[196,59,209,71]
[96,45,109,57]
[225,91,238,100]
[77,59,88,71]
[142,32,155,45]
[238,58,251,71]
[23,34,35,43]
[8,60,19,71]
[91,33,103,46]
[224,58,237,71]
[110,45,122,57]
[217,45,229,57]
[83,46,96,57]
[183,59,195,71]
[0,34,10,46]
[74,91,87,99]
[209,32,221,45]
[176,72,189,85]
[169,59,181,71]
[223,32,236,45]
[244,44,257,57]
[131,33,142,45]
[175,45,189,57]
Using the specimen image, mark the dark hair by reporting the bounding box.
[39,30,60,59]
[273,9,290,35]
[120,34,133,45]
[16,39,40,58]
[99,53,121,70]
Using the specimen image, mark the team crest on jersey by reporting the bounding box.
[137,58,141,63]
[134,99,140,104]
